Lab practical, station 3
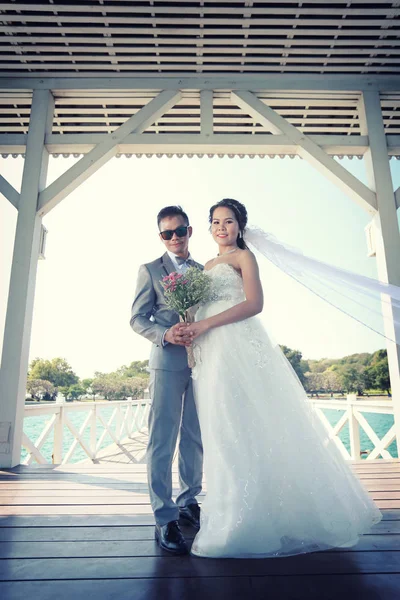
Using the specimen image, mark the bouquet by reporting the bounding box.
[161,267,212,367]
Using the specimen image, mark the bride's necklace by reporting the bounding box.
[217,247,238,257]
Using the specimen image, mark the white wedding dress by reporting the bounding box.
[190,262,382,559]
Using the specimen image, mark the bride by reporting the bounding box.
[185,198,382,559]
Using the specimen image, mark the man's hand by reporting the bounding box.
[164,323,193,346]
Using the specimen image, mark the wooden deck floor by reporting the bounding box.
[0,459,399,600]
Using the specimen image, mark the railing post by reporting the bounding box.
[53,406,63,464]
[90,404,97,460]
[347,393,361,459]
[125,401,131,438]
[116,403,122,443]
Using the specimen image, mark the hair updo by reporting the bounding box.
[209,198,248,250]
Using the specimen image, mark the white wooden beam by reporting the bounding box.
[200,90,213,137]
[39,133,373,157]
[37,90,181,216]
[358,90,400,450]
[0,89,54,468]
[0,25,397,38]
[0,3,395,15]
[0,174,19,209]
[232,90,377,214]
[4,36,400,48]
[1,133,400,157]
[0,75,399,92]
[1,65,399,74]
[4,46,400,56]
[3,54,400,65]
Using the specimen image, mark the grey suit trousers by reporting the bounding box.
[147,366,203,525]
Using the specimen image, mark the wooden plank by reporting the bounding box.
[0,490,206,498]
[1,472,395,483]
[0,575,399,600]
[0,497,152,505]
[0,483,154,491]
[0,514,158,527]
[3,480,398,492]
[5,501,398,515]
[1,534,399,559]
[357,474,400,480]
[361,482,400,491]
[0,493,204,504]
[0,504,156,515]
[0,525,195,543]
[0,539,195,559]
[374,500,400,509]
[1,510,398,528]
[250,574,400,600]
[0,578,253,600]
[1,551,400,581]
[367,492,400,500]
[0,490,396,505]
[6,458,394,472]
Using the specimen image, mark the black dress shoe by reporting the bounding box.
[179,503,201,530]
[155,520,188,555]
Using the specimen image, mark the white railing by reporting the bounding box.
[22,395,397,465]
[22,399,151,465]
[310,394,396,460]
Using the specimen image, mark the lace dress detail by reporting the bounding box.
[190,263,382,559]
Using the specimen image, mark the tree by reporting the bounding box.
[334,365,365,394]
[117,360,150,379]
[280,345,307,385]
[373,360,391,395]
[59,384,86,402]
[28,358,79,388]
[81,378,96,399]
[92,372,148,401]
[320,370,342,396]
[26,379,56,401]
[123,377,147,399]
[304,372,324,396]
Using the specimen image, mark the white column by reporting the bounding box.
[0,90,54,468]
[358,91,400,448]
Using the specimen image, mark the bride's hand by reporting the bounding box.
[184,320,210,342]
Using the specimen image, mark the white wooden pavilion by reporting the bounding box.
[1,0,400,470]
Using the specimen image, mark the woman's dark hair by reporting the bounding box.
[157,205,189,229]
[209,198,248,249]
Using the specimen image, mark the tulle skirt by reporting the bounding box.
[191,300,382,558]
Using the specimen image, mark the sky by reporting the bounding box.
[1,154,400,379]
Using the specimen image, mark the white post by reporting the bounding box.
[116,403,122,443]
[90,404,97,460]
[358,91,400,449]
[0,90,54,468]
[53,406,64,464]
[347,394,361,460]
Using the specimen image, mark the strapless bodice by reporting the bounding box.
[205,262,245,304]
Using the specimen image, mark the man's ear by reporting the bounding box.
[188,226,193,238]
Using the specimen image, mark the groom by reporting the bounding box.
[130,205,203,555]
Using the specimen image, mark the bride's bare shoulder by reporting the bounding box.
[237,248,256,262]
[204,258,215,271]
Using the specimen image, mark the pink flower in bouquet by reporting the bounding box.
[160,267,211,319]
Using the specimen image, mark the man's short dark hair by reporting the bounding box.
[157,205,189,229]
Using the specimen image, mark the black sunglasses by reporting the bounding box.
[159,225,189,241]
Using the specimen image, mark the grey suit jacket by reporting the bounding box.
[130,252,203,371]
